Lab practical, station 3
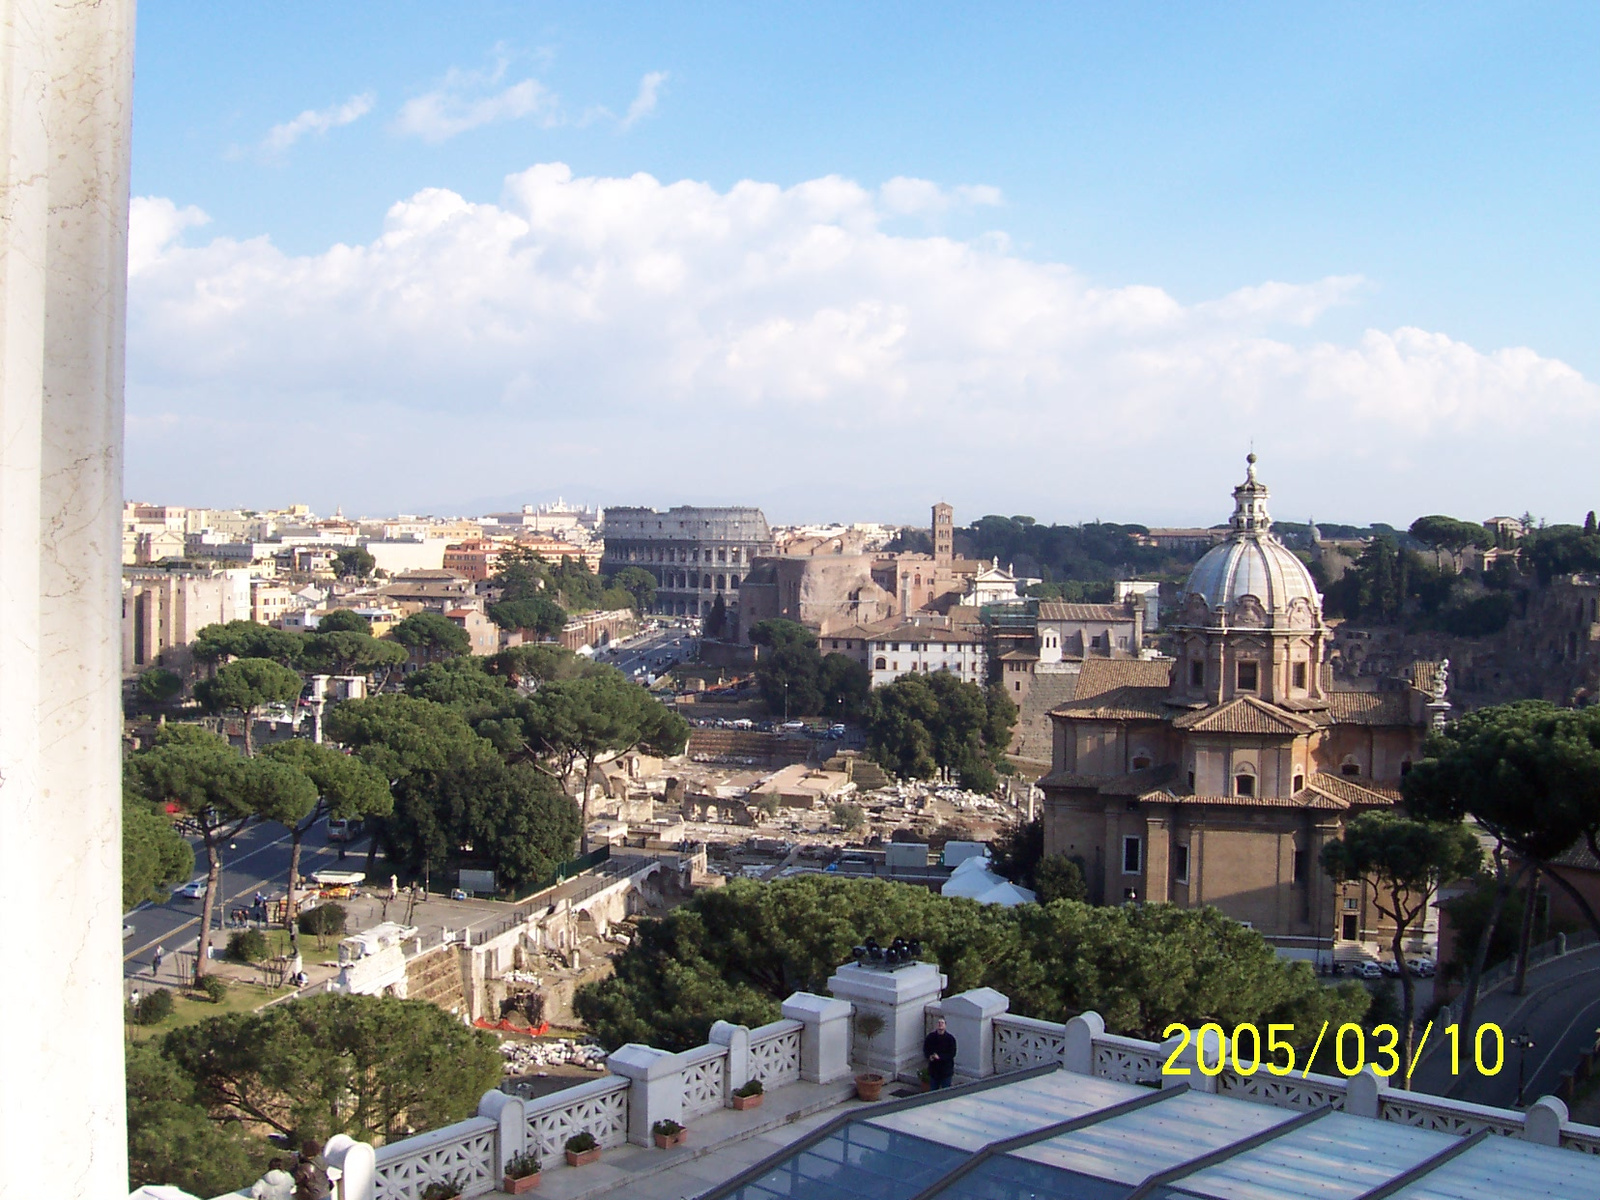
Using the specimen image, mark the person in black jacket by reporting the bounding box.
[924,1017,957,1090]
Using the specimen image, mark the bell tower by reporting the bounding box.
[932,502,953,566]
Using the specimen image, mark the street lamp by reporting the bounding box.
[1512,1030,1535,1107]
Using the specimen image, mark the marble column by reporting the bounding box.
[0,2,135,1197]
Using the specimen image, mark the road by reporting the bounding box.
[1412,943,1600,1107]
[600,627,697,682]
[122,817,363,977]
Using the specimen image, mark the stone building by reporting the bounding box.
[600,505,774,618]
[737,553,899,638]
[122,564,252,675]
[1039,457,1443,962]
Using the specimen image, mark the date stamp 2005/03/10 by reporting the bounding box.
[1159,1020,1505,1081]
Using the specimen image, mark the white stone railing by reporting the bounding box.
[521,1075,631,1159]
[1379,1091,1528,1138]
[748,1018,804,1088]
[1093,1032,1165,1085]
[1216,1067,1349,1111]
[678,1042,731,1119]
[1560,1121,1600,1154]
[992,1013,1067,1072]
[372,1116,498,1200]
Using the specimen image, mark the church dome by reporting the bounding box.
[1179,455,1321,625]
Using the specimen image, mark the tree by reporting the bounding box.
[490,550,551,603]
[756,641,824,718]
[136,667,183,708]
[315,608,371,634]
[159,992,501,1144]
[1035,855,1089,903]
[516,670,689,820]
[831,802,865,830]
[487,595,567,637]
[990,816,1045,886]
[404,657,516,719]
[1403,701,1600,1017]
[1408,515,1489,566]
[703,592,727,640]
[610,566,657,615]
[260,740,393,946]
[125,728,315,976]
[123,794,195,909]
[749,619,815,650]
[818,653,871,720]
[865,672,1014,789]
[1321,813,1482,1086]
[126,1040,268,1197]
[488,643,595,686]
[391,611,472,660]
[193,657,304,755]
[192,620,304,670]
[574,875,1367,1053]
[333,547,376,579]
[302,629,409,680]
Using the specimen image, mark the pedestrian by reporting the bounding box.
[292,1138,332,1200]
[151,944,164,976]
[924,1016,957,1090]
[250,1157,295,1200]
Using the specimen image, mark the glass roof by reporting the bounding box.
[706,1068,1600,1200]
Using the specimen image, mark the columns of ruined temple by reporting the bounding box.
[0,2,135,1197]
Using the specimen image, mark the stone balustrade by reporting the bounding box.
[209,963,1600,1199]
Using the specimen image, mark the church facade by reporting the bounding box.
[1039,457,1449,961]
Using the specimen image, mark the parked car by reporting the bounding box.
[1406,957,1436,977]
[1356,961,1384,980]
[1380,959,1402,977]
[173,878,205,900]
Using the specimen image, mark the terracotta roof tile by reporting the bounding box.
[1300,772,1401,808]
[1050,685,1172,721]
[1037,763,1177,793]
[1073,658,1174,699]
[1320,691,1413,726]
[1037,602,1138,622]
[1173,697,1318,736]
[1153,790,1351,811]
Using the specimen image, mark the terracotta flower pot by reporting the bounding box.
[504,1171,542,1193]
[565,1146,601,1167]
[732,1092,764,1111]
[855,1072,885,1102]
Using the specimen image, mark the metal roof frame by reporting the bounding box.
[1122,1103,1336,1200]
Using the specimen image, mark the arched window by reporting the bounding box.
[875,657,887,670]
[1293,772,1305,792]
[1234,763,1256,797]
[1340,756,1361,778]
[1132,754,1152,771]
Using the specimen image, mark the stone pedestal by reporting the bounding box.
[781,992,854,1083]
[607,1044,683,1146]
[938,988,1010,1079]
[827,961,946,1080]
[710,1020,752,1094]
[0,3,134,1197]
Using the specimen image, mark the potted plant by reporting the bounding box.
[503,1149,542,1193]
[564,1131,601,1167]
[420,1174,467,1200]
[854,1011,887,1101]
[732,1078,765,1111]
[652,1118,688,1149]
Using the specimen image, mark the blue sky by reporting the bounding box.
[127,3,1600,525]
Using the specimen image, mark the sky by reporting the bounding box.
[127,3,1600,527]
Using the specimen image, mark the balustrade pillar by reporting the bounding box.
[607,1044,683,1146]
[1345,1066,1390,1117]
[325,1134,377,1200]
[1525,1096,1567,1146]
[940,988,1010,1079]
[478,1090,528,1171]
[782,991,855,1083]
[710,1020,752,1097]
[1063,1012,1105,1075]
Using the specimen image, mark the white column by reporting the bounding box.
[606,1044,683,1147]
[940,987,1009,1080]
[1063,1011,1105,1075]
[0,3,134,1199]
[827,961,947,1081]
[709,1020,751,1097]
[781,992,854,1084]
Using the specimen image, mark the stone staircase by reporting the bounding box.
[822,751,891,791]
[686,729,811,766]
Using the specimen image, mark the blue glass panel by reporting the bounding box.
[732,1123,967,1200]
[935,1155,1131,1200]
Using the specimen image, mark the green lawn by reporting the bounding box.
[125,980,295,1042]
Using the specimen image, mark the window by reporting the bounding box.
[1172,844,1190,885]
[1015,681,1022,692]
[1292,662,1308,689]
[875,657,886,670]
[1293,849,1307,884]
[1343,897,1359,910]
[1341,759,1361,777]
[1190,660,1205,687]
[1187,770,1195,791]
[1237,661,1259,691]
[1293,772,1305,792]
[1122,836,1142,875]
[1235,773,1255,797]
[1132,754,1151,771]
[892,661,899,671]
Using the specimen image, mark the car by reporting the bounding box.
[1406,957,1436,977]
[1380,959,1402,977]
[173,878,205,899]
[1356,961,1384,979]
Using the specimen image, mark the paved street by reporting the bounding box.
[600,626,697,682]
[1412,943,1600,1106]
[122,817,364,978]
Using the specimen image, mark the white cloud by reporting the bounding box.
[879,177,1004,217]
[262,93,374,153]
[124,166,1600,521]
[394,58,561,143]
[619,71,669,130]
